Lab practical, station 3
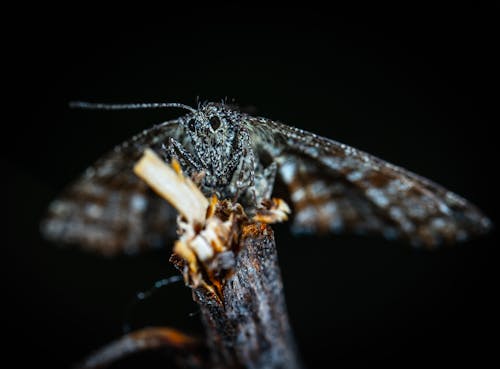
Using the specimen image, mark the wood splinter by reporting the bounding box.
[80,148,302,369]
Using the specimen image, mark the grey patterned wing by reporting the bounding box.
[41,119,185,256]
[249,117,492,248]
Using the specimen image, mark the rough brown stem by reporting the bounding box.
[81,150,304,368]
[173,223,303,369]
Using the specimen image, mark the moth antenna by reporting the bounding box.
[69,101,197,113]
[122,275,183,334]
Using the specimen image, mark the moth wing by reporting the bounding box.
[249,117,491,247]
[41,119,185,256]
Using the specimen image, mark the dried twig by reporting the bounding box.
[80,149,301,369]
[76,327,206,369]
[173,223,303,369]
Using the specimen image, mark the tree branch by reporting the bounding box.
[177,223,303,369]
[80,149,302,368]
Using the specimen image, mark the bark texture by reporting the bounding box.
[80,224,302,369]
[187,223,302,369]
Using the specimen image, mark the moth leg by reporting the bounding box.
[231,157,278,212]
[162,137,201,174]
[253,161,277,203]
[229,149,256,204]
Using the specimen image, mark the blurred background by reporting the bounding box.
[4,6,498,369]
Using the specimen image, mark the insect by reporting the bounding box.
[41,101,491,255]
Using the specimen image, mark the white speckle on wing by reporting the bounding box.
[83,167,96,178]
[431,217,447,230]
[308,181,329,197]
[390,206,415,232]
[291,188,306,202]
[322,202,344,232]
[387,179,411,195]
[295,206,318,224]
[366,188,390,208]
[341,157,359,170]
[445,191,466,206]
[389,206,404,220]
[322,201,338,216]
[304,146,319,157]
[320,156,342,170]
[402,221,416,233]
[339,144,355,156]
[405,200,427,220]
[42,219,64,235]
[347,170,364,182]
[130,194,147,212]
[438,202,451,215]
[279,161,297,184]
[85,203,103,218]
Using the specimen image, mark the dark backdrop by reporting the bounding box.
[4,6,498,369]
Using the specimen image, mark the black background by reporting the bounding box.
[4,6,499,369]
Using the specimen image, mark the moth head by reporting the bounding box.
[185,103,239,136]
[184,103,244,177]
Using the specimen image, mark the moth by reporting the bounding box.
[41,101,491,255]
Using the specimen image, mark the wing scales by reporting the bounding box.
[250,117,491,247]
[41,120,184,255]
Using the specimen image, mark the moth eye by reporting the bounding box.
[188,119,196,132]
[209,116,221,131]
